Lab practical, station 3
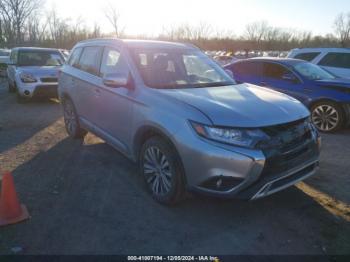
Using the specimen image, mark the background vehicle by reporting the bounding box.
[288,48,350,79]
[213,55,234,66]
[225,58,350,132]
[0,49,10,78]
[59,39,320,205]
[59,49,70,60]
[7,47,65,102]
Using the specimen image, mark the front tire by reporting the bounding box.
[8,82,16,93]
[62,98,87,139]
[140,137,186,205]
[311,101,344,133]
[16,92,28,103]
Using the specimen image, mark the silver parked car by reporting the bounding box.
[59,39,321,204]
[0,49,11,78]
[7,47,65,102]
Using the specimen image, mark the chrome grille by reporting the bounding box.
[40,77,58,83]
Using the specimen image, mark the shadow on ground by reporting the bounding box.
[0,81,62,154]
[305,128,350,204]
[0,137,349,255]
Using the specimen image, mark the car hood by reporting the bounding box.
[160,83,310,128]
[315,78,350,89]
[17,66,61,78]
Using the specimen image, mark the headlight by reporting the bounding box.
[307,117,320,142]
[20,73,37,83]
[190,121,270,148]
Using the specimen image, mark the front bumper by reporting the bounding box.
[240,158,319,200]
[174,121,320,200]
[17,82,58,99]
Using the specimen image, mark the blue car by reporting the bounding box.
[225,58,350,132]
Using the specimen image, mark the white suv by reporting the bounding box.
[288,48,350,79]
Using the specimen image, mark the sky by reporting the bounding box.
[45,0,349,37]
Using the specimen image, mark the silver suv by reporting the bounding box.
[59,39,321,204]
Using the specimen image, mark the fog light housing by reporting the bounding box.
[201,176,244,192]
[24,90,30,96]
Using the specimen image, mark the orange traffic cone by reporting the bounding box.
[0,172,30,226]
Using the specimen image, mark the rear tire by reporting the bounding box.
[62,98,87,139]
[140,136,186,205]
[311,101,344,133]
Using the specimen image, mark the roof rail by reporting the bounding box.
[183,42,200,49]
[77,37,123,45]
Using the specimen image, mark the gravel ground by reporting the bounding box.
[0,79,349,256]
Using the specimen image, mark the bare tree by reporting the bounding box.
[47,7,70,47]
[245,21,269,44]
[334,12,350,47]
[161,22,213,42]
[191,22,212,41]
[90,22,102,38]
[160,24,191,40]
[0,0,42,45]
[27,12,47,45]
[104,2,124,37]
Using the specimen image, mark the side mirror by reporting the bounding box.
[103,73,129,88]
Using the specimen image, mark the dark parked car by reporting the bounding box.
[225,58,350,132]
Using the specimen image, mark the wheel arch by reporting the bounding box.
[133,125,177,160]
[309,98,343,111]
[309,98,347,131]
[59,91,72,102]
[133,125,188,188]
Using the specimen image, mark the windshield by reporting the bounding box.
[130,48,235,89]
[0,50,10,57]
[293,62,336,80]
[18,51,64,67]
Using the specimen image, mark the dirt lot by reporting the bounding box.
[0,79,349,256]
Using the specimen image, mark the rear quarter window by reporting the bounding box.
[68,48,82,68]
[294,52,320,62]
[318,52,350,69]
[262,62,289,79]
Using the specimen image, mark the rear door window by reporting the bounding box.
[294,52,320,62]
[78,46,103,76]
[262,62,289,79]
[100,47,129,78]
[318,52,350,69]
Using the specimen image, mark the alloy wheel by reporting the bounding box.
[143,146,173,196]
[312,104,339,132]
[63,101,77,135]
